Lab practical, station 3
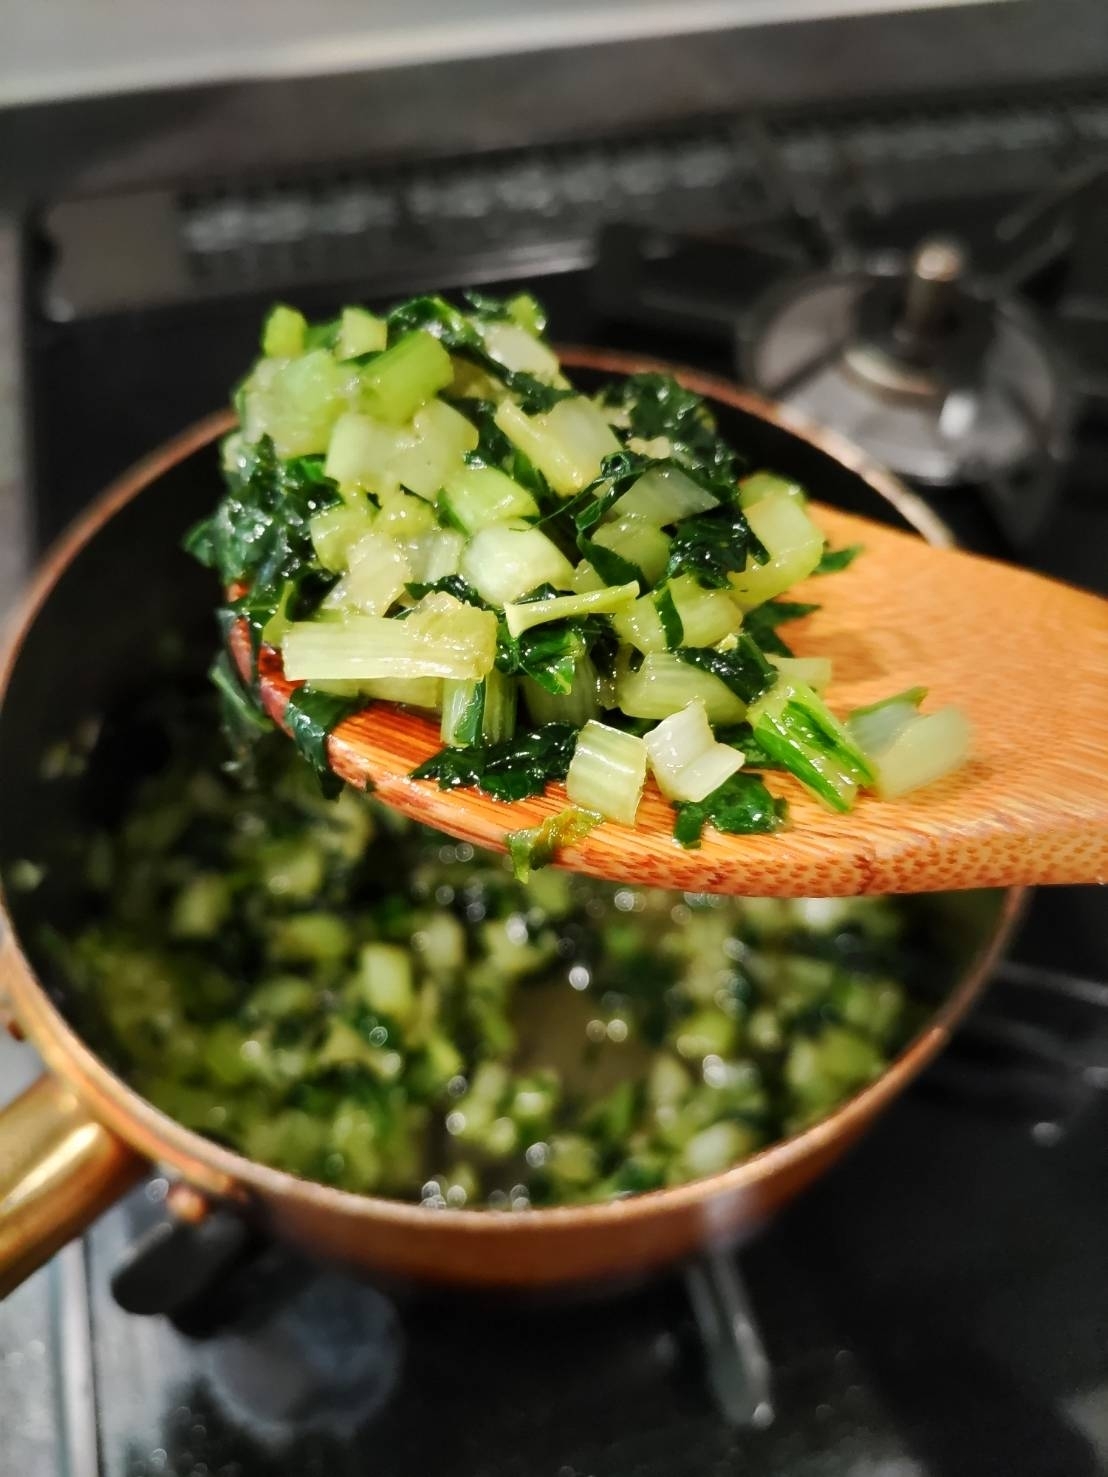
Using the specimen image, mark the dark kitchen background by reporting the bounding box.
[1,3,1106,1474]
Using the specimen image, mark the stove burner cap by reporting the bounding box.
[741,238,1070,494]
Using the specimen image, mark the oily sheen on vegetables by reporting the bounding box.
[187,292,970,860]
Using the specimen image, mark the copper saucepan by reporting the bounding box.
[0,352,1025,1297]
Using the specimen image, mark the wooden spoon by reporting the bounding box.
[230,500,1108,898]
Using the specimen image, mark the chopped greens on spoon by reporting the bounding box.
[187,290,970,858]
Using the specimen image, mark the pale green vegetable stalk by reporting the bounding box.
[565,721,648,825]
[283,595,497,682]
[570,561,606,593]
[389,399,479,498]
[612,595,667,654]
[617,653,747,725]
[359,331,454,424]
[310,675,442,709]
[848,697,971,799]
[737,471,806,508]
[748,677,874,813]
[482,319,561,378]
[439,466,539,534]
[494,397,619,496]
[611,464,718,524]
[441,669,518,746]
[643,700,745,803]
[262,304,308,358]
[729,495,825,609]
[503,581,639,639]
[459,525,576,606]
[324,411,408,489]
[667,574,743,648]
[523,657,601,728]
[405,528,465,585]
[590,517,671,584]
[768,653,833,693]
[310,501,376,572]
[244,350,360,458]
[335,306,387,359]
[321,531,411,616]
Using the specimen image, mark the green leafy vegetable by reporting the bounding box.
[497,609,610,696]
[741,600,820,657]
[405,575,491,609]
[672,773,787,847]
[412,723,579,802]
[456,398,557,508]
[505,806,602,880]
[284,686,365,791]
[186,289,966,825]
[385,294,571,414]
[814,543,863,575]
[598,372,741,486]
[677,636,777,705]
[664,507,767,589]
[655,586,684,649]
[749,680,876,813]
[714,725,788,770]
[184,436,341,651]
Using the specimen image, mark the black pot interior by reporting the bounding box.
[0,437,222,1029]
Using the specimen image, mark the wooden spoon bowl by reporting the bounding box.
[233,353,1108,897]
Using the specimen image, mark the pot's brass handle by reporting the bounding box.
[0,1075,143,1297]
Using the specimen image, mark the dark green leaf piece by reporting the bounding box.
[677,636,777,705]
[405,575,491,608]
[184,436,342,656]
[597,373,741,486]
[741,600,820,657]
[412,724,579,803]
[714,725,788,770]
[672,774,787,848]
[664,507,768,588]
[814,543,863,575]
[284,687,365,788]
[655,586,684,649]
[384,294,571,413]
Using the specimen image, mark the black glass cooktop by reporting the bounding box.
[6,78,1108,1477]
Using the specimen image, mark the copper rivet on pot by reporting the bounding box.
[165,1182,210,1225]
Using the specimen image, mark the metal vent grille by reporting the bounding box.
[37,82,1108,320]
[173,86,1108,300]
[176,121,770,298]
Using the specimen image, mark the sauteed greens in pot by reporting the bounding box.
[186,292,970,854]
[42,698,926,1207]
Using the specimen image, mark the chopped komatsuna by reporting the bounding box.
[643,700,745,803]
[847,693,971,800]
[189,289,971,847]
[566,721,648,825]
[45,688,933,1206]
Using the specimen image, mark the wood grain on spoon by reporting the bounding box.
[231,503,1108,897]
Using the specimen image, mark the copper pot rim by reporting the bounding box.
[0,349,1026,1232]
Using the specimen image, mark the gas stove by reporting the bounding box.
[4,74,1108,1477]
